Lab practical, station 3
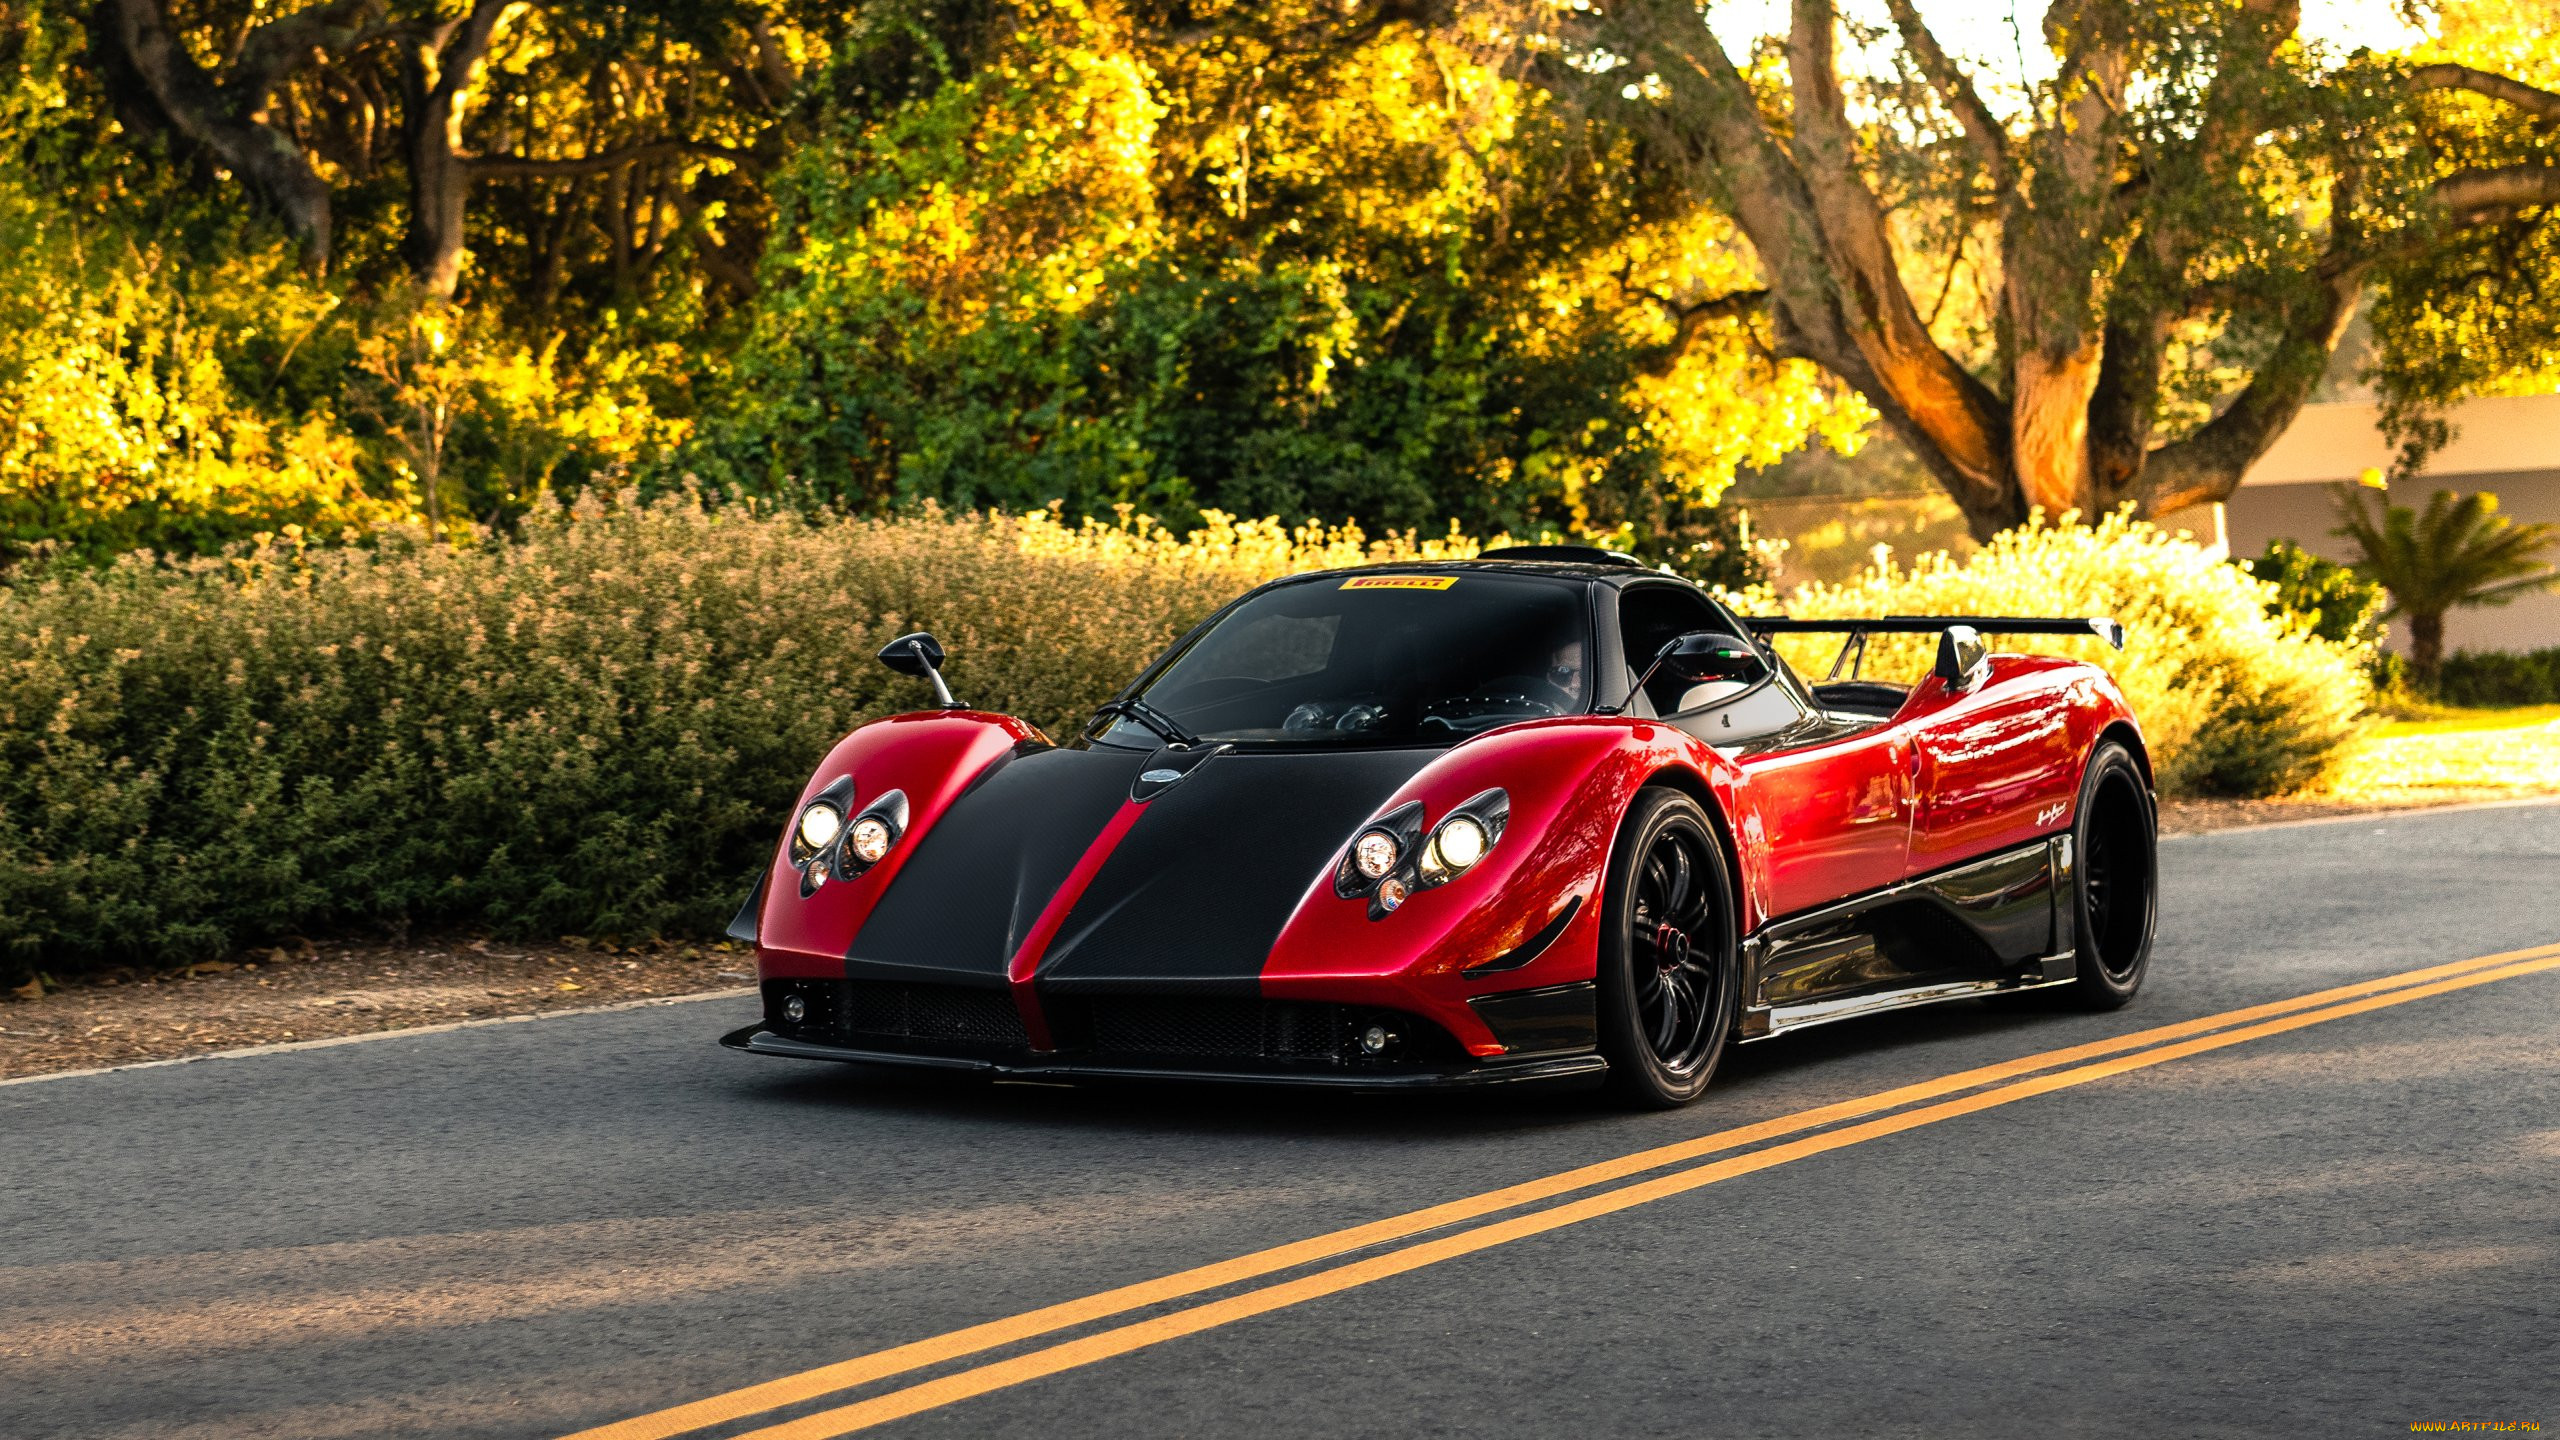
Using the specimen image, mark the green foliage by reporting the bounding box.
[2332,485,2560,681]
[693,3,1859,541]
[2431,647,2560,707]
[2237,538,2386,647]
[1760,513,2375,798]
[2367,1,2560,466]
[0,496,1242,981]
[3,501,2360,980]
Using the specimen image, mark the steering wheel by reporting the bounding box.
[1472,673,1575,714]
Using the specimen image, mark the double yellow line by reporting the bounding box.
[569,943,2560,1440]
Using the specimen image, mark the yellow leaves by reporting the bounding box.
[2313,718,2560,804]
[1773,511,2374,793]
[1008,501,1490,581]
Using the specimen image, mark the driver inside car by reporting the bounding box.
[1546,639,1584,701]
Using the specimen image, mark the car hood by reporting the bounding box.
[845,743,1436,992]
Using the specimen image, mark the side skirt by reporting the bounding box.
[1737,833,2078,1043]
[1737,965,2076,1043]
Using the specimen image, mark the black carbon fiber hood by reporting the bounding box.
[845,744,1434,990]
[1037,747,1434,992]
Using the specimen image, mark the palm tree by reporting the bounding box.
[2333,487,2560,689]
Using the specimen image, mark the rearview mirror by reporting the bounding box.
[1933,625,1989,691]
[877,632,959,709]
[1657,631,1768,687]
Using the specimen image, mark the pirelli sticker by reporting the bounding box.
[1340,575,1458,591]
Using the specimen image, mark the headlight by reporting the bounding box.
[797,803,843,852]
[1353,829,1401,880]
[1430,814,1489,873]
[849,816,893,864]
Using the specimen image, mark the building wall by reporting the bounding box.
[2224,469,2560,656]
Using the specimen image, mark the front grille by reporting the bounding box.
[1054,995,1458,1068]
[842,979,1028,1047]
[765,980,1455,1070]
[1079,996,1350,1061]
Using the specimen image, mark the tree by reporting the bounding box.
[80,0,797,299]
[1493,0,2560,539]
[705,1,1865,540]
[2333,485,2560,686]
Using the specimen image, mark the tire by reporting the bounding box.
[2064,740,2158,1009]
[1597,789,1743,1108]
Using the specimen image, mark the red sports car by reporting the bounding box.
[722,546,2157,1106]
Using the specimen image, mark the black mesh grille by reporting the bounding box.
[841,979,1028,1047]
[1077,996,1353,1061]
[765,980,1455,1069]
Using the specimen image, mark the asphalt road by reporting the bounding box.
[6,801,2558,1440]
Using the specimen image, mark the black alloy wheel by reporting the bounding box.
[1597,789,1741,1108]
[2066,739,2158,1008]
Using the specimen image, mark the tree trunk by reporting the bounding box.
[403,86,472,296]
[399,0,510,298]
[85,0,365,270]
[2408,611,2446,690]
[2011,345,2104,518]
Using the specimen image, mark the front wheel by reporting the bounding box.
[1597,789,1742,1108]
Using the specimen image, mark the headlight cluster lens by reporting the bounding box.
[797,803,843,852]
[1353,830,1401,880]
[1425,815,1488,875]
[1338,790,1508,919]
[791,782,909,897]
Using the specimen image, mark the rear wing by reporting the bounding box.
[1742,615,2125,687]
[1743,615,2126,649]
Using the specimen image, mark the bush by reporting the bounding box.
[0,496,1481,980]
[2431,647,2560,707]
[1,502,2372,981]
[2236,539,2385,647]
[1741,513,2375,797]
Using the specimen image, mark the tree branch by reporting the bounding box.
[2434,164,2560,222]
[1623,280,1771,376]
[2142,248,2367,515]
[2411,63,2560,121]
[86,0,345,266]
[1879,0,2011,186]
[230,0,383,112]
[1786,0,2009,473]
[467,139,756,179]
[428,0,511,110]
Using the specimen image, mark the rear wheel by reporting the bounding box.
[2066,740,2157,1009]
[1597,790,1741,1108]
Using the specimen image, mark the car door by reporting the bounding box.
[1618,585,1911,918]
[1904,659,2080,877]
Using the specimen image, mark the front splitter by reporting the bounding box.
[720,1025,1608,1091]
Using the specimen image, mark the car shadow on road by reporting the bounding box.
[728,994,2099,1146]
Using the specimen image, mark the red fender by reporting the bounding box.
[754,711,1046,979]
[1260,717,1745,1057]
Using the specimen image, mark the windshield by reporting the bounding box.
[1098,572,1592,748]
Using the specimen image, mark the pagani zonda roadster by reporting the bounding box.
[722,547,2157,1106]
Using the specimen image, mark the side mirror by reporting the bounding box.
[1933,625,1989,691]
[1658,631,1768,686]
[1623,631,1769,710]
[877,632,960,709]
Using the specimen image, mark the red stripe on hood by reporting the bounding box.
[1005,797,1148,1050]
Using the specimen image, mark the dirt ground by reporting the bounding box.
[0,937,755,1082]
[5,794,2546,1083]
[2153,792,2542,835]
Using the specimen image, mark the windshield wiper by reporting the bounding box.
[1090,698,1200,748]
